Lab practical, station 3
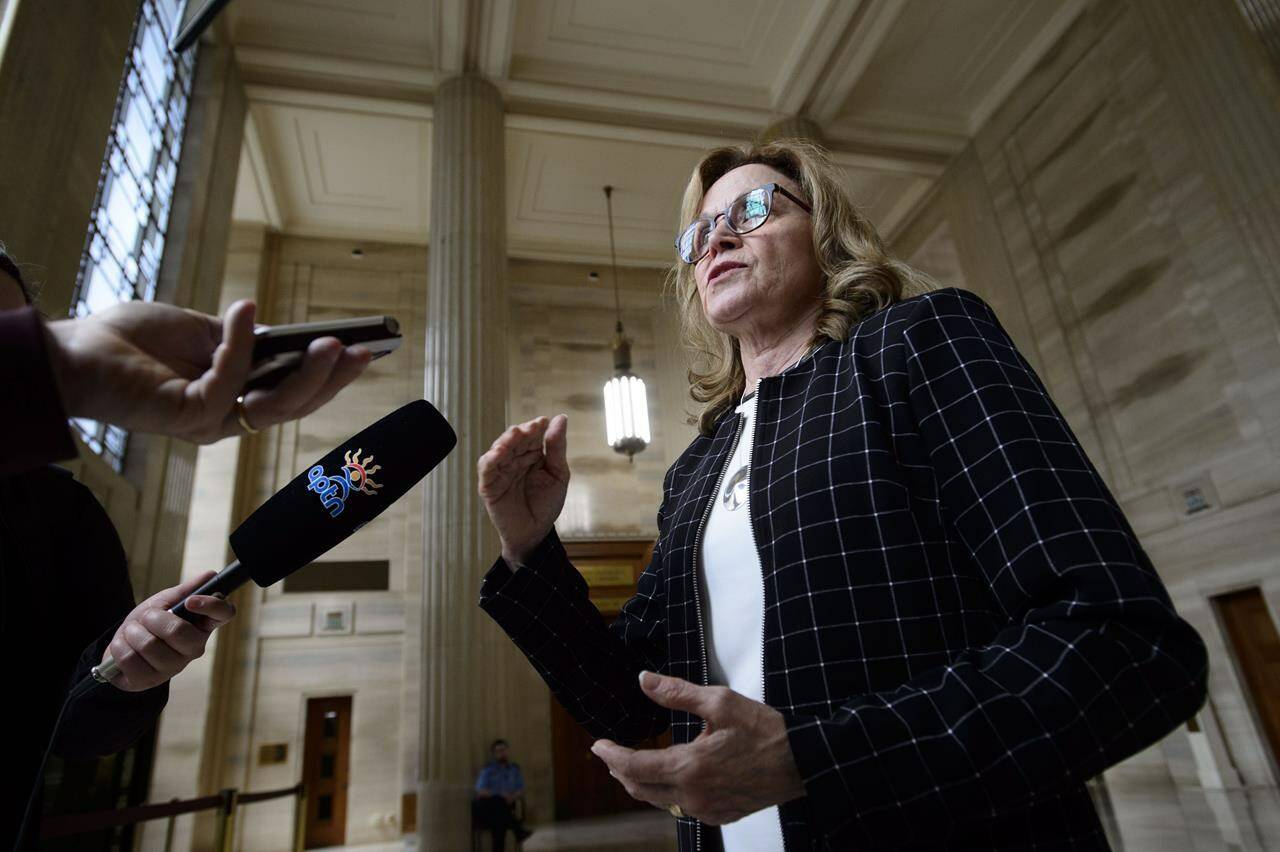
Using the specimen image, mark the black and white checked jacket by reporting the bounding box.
[480,287,1208,850]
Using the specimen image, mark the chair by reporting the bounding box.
[470,795,527,852]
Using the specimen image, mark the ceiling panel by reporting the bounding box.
[227,0,433,67]
[830,0,1080,138]
[225,0,1080,253]
[252,101,430,243]
[236,97,934,261]
[502,125,930,264]
[509,0,817,105]
[841,168,933,236]
[505,127,705,264]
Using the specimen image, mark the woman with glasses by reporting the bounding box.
[477,140,1207,851]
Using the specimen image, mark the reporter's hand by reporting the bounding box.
[45,299,371,444]
[103,571,237,692]
[477,415,570,566]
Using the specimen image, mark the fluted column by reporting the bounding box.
[418,74,550,849]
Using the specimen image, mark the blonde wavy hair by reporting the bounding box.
[668,139,933,434]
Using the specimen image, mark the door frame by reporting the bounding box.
[300,692,355,849]
[550,538,665,820]
[1211,584,1280,786]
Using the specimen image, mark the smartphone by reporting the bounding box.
[245,315,402,391]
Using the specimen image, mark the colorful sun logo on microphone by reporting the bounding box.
[306,447,384,518]
[342,448,383,496]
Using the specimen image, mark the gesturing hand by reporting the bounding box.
[477,415,570,566]
[103,571,237,692]
[46,299,371,444]
[591,671,806,826]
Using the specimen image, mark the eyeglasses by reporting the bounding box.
[675,182,812,264]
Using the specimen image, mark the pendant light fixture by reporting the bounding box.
[601,185,651,460]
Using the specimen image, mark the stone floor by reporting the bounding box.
[521,810,677,851]
[334,786,1280,851]
[1107,786,1280,851]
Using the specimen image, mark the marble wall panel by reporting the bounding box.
[235,635,406,848]
[199,239,694,845]
[142,224,268,851]
[0,0,134,316]
[199,235,432,851]
[258,599,315,638]
[508,258,696,541]
[356,598,406,634]
[892,0,1280,839]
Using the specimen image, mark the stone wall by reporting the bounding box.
[891,0,1280,846]
[170,234,692,848]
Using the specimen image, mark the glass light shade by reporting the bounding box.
[603,374,651,457]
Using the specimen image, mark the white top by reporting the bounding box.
[699,392,785,851]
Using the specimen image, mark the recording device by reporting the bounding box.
[246,316,403,391]
[83,399,455,688]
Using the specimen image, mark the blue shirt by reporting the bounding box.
[474,761,524,796]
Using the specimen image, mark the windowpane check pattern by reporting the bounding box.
[480,288,1208,850]
[70,0,194,470]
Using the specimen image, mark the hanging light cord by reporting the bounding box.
[604,185,623,334]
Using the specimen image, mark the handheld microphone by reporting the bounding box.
[85,399,456,688]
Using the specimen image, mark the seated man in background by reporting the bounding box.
[0,246,372,847]
[473,738,533,850]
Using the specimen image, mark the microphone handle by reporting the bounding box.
[89,559,250,686]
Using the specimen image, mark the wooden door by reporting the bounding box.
[1216,588,1280,769]
[552,540,671,821]
[303,696,352,848]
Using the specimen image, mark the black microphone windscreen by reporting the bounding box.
[229,399,456,586]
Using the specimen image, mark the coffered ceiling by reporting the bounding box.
[226,0,1086,266]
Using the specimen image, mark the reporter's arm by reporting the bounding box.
[56,622,169,759]
[100,572,237,693]
[0,307,77,474]
[43,299,371,444]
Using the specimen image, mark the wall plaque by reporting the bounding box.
[578,560,634,588]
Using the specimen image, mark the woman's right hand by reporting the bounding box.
[477,415,570,567]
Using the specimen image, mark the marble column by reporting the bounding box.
[418,73,549,849]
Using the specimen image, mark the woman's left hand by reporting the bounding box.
[591,671,806,825]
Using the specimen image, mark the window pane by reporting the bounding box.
[84,266,122,315]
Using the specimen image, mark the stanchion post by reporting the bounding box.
[162,798,180,852]
[292,783,308,852]
[212,788,238,852]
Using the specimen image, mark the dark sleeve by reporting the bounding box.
[0,307,77,475]
[54,624,169,759]
[784,288,1208,845]
[53,480,168,759]
[479,524,670,745]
